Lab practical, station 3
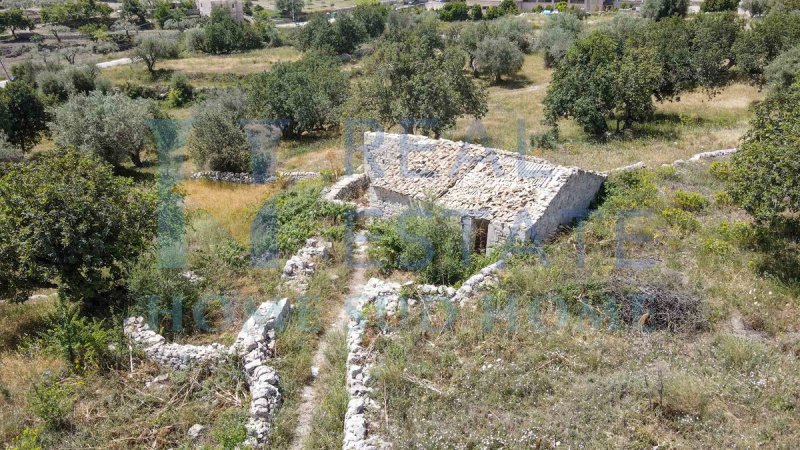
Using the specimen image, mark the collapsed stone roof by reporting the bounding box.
[363,132,606,232]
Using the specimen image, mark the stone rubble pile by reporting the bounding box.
[232,299,291,448]
[282,238,333,291]
[123,317,227,370]
[190,171,320,184]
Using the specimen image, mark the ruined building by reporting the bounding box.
[360,132,606,252]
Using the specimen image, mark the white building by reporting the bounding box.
[196,0,244,21]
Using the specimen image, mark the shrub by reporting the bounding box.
[184,27,206,52]
[700,237,735,257]
[251,183,353,259]
[166,72,193,107]
[529,128,558,150]
[661,208,700,233]
[602,170,661,213]
[41,301,124,373]
[714,191,734,207]
[212,409,249,449]
[672,191,709,212]
[367,203,468,286]
[658,372,711,419]
[27,376,75,430]
[188,90,252,172]
[713,333,767,372]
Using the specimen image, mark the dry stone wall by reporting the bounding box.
[343,258,506,449]
[190,171,320,184]
[123,317,227,370]
[282,238,333,291]
[325,173,370,205]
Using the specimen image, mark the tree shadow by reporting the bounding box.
[115,164,156,183]
[492,75,532,90]
[751,223,800,289]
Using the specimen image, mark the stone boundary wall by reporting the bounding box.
[324,173,370,205]
[189,171,320,184]
[611,148,737,173]
[282,238,333,291]
[343,259,506,449]
[123,317,227,370]
[232,299,291,447]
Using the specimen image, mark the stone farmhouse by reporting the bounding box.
[357,132,606,252]
[196,0,244,21]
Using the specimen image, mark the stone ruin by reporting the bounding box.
[361,132,607,251]
[281,238,333,291]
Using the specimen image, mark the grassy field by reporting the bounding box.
[368,162,800,447]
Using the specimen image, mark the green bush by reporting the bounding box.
[367,203,468,286]
[672,191,709,212]
[602,170,662,213]
[212,409,248,449]
[166,72,193,107]
[41,301,125,373]
[27,376,75,430]
[700,0,739,11]
[251,183,353,258]
[661,208,700,233]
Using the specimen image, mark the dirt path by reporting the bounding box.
[290,232,368,450]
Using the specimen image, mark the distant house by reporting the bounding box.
[197,0,244,21]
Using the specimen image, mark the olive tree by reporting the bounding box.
[733,11,800,86]
[474,37,524,82]
[188,90,251,172]
[535,12,583,67]
[134,34,179,74]
[51,92,160,166]
[0,150,157,305]
[765,45,800,91]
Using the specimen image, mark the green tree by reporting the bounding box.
[0,150,157,304]
[544,30,662,137]
[765,45,800,91]
[51,92,159,167]
[188,90,251,172]
[728,82,800,225]
[276,0,304,20]
[741,0,770,15]
[348,25,487,137]
[498,0,519,15]
[253,9,280,45]
[439,2,469,22]
[121,0,146,23]
[0,8,34,39]
[0,81,47,153]
[641,0,689,20]
[353,2,389,38]
[733,11,800,86]
[701,0,740,11]
[296,13,366,55]
[201,7,263,54]
[133,34,179,74]
[474,36,524,82]
[247,54,349,136]
[469,4,483,20]
[535,12,582,67]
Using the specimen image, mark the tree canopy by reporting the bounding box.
[51,92,160,167]
[0,150,156,305]
[728,82,800,225]
[348,22,487,137]
[0,81,47,153]
[641,0,689,20]
[247,54,350,136]
[474,36,524,82]
[733,11,800,86]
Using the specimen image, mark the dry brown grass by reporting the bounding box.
[0,352,63,442]
[180,179,281,246]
